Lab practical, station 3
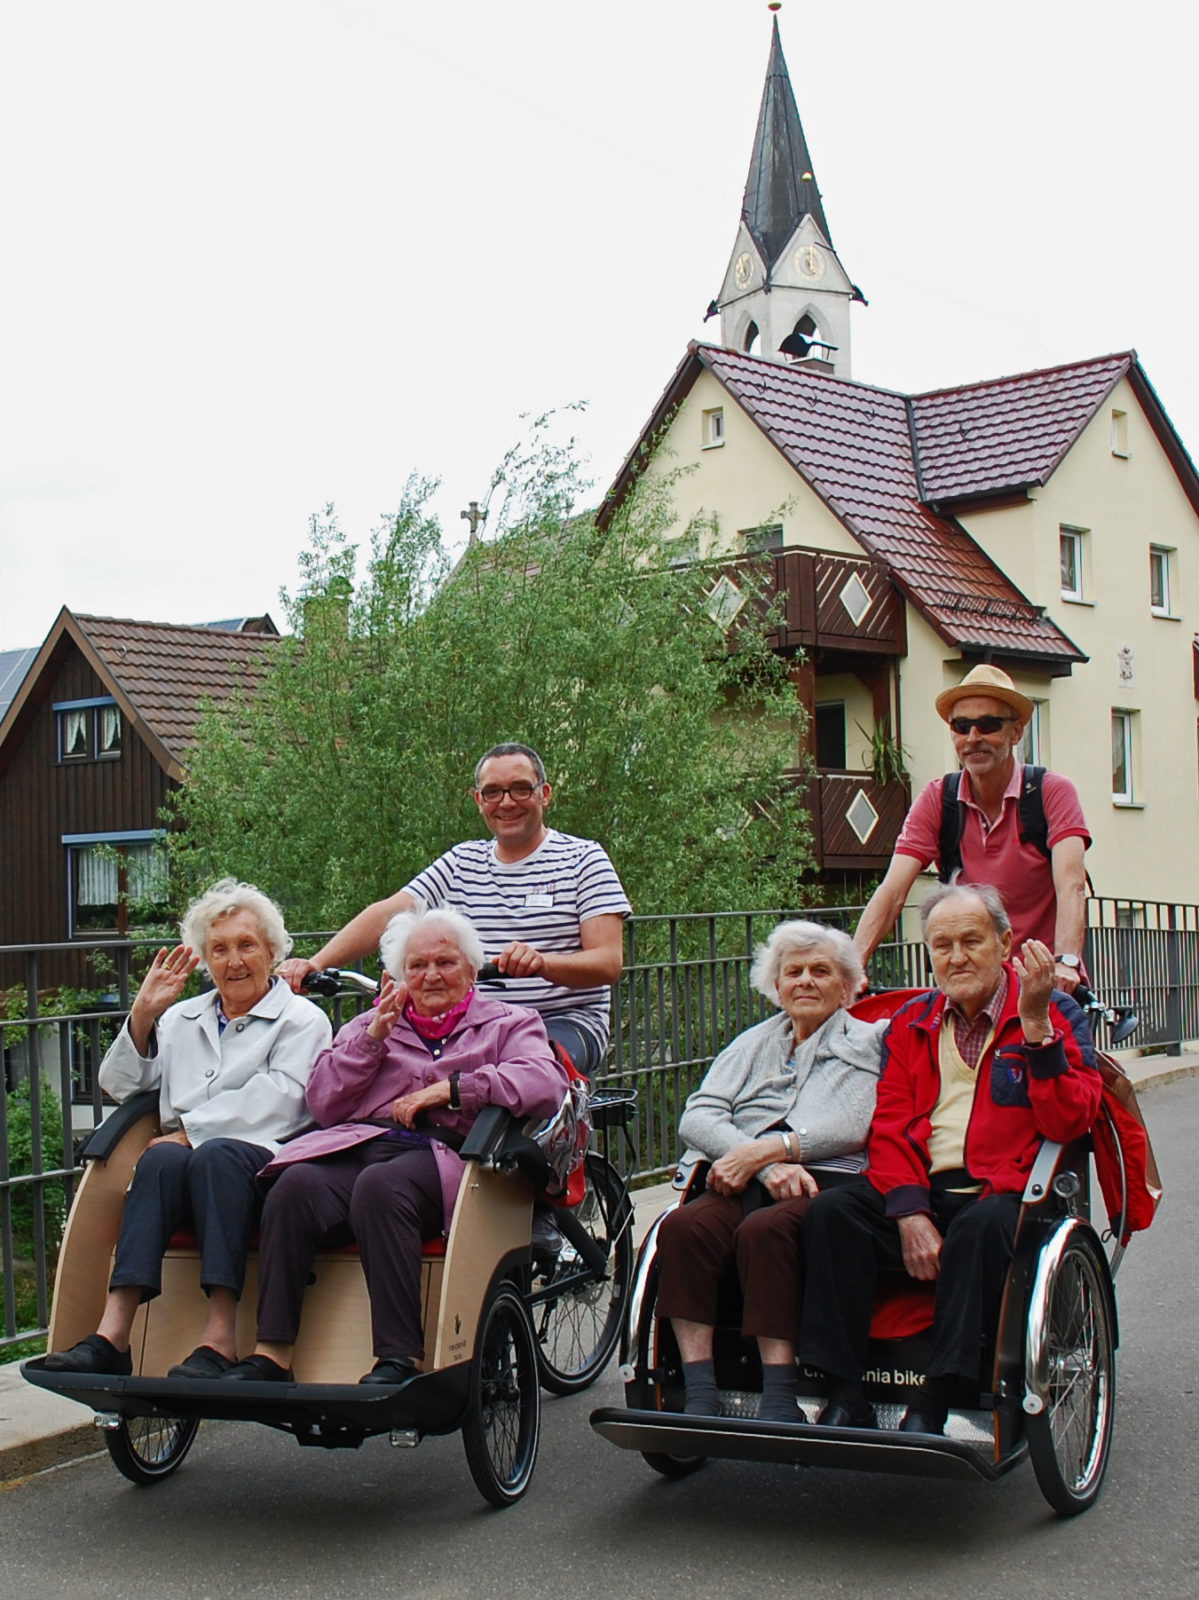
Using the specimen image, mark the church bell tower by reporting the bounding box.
[711,13,864,377]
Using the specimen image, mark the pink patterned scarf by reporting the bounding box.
[403,989,476,1041]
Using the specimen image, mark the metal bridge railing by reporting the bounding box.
[2,896,1195,1351]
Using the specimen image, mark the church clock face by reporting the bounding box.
[795,244,826,281]
[733,252,754,290]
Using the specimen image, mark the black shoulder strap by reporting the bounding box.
[937,771,964,883]
[1017,765,1052,862]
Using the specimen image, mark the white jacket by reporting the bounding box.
[98,978,332,1153]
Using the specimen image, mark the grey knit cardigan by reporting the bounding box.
[677,1007,887,1168]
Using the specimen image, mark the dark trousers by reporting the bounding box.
[798,1179,1021,1385]
[656,1189,814,1344]
[256,1140,443,1362]
[109,1136,271,1302]
[544,1016,603,1079]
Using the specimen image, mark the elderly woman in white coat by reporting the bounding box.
[655,920,886,1423]
[44,878,331,1381]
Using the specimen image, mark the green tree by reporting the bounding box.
[171,427,812,931]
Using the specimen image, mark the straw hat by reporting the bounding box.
[934,664,1034,724]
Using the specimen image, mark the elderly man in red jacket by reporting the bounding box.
[799,881,1102,1435]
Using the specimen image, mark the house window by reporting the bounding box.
[98,705,122,756]
[55,697,121,762]
[1111,710,1137,804]
[1059,527,1085,600]
[815,702,847,769]
[1149,545,1173,616]
[741,523,784,555]
[1017,701,1044,766]
[1111,409,1129,458]
[65,833,168,936]
[702,408,725,449]
[60,708,90,759]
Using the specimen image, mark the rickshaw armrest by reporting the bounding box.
[1021,1141,1064,1206]
[459,1104,513,1163]
[80,1091,161,1161]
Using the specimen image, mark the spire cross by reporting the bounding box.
[460,501,487,538]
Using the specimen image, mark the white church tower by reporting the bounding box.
[711,13,864,377]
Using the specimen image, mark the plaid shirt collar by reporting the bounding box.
[944,970,1010,1070]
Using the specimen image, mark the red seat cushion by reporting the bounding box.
[869,1279,935,1340]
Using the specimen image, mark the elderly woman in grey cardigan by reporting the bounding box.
[655,920,886,1423]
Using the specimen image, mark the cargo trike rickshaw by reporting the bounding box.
[591,985,1159,1517]
[23,968,635,1507]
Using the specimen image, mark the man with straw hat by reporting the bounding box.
[853,665,1090,992]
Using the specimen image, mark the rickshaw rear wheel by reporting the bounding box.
[105,1413,200,1485]
[1026,1236,1115,1516]
[532,1152,633,1395]
[462,1281,541,1507]
[641,1449,707,1479]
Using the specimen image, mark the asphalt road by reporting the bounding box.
[3,1080,1197,1600]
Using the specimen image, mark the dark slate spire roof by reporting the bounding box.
[742,17,831,267]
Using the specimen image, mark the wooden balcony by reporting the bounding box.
[725,547,905,658]
[794,769,910,872]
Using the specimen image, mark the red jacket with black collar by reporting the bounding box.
[867,967,1102,1219]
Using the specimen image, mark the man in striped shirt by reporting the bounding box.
[279,744,630,1075]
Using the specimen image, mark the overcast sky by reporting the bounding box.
[2,0,1196,651]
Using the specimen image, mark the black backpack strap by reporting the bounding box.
[1016,765,1052,862]
[937,771,965,883]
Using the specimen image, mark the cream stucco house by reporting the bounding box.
[600,18,1199,911]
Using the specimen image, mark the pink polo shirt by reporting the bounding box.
[895,764,1090,950]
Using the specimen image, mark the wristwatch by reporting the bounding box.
[1054,954,1081,969]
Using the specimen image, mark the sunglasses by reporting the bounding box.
[948,715,1017,735]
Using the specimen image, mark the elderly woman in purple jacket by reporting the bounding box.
[224,905,567,1386]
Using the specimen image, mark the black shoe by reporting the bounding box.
[167,1345,236,1380]
[899,1408,946,1435]
[224,1354,293,1383]
[43,1334,132,1376]
[815,1399,877,1429]
[359,1358,417,1386]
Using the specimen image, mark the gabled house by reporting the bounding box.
[0,609,279,984]
[601,20,1199,905]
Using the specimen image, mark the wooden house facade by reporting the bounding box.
[0,610,278,989]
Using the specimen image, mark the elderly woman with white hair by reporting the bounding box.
[655,920,888,1423]
[44,878,332,1380]
[225,903,568,1386]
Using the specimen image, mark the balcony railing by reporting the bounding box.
[721,547,906,656]
[3,896,1196,1352]
[798,769,910,871]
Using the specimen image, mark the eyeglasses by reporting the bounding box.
[948,715,1017,735]
[477,782,541,804]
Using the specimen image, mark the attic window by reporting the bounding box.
[702,408,725,449]
[55,697,121,762]
[1111,410,1129,458]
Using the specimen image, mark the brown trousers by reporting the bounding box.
[656,1188,812,1343]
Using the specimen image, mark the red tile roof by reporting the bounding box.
[910,354,1131,503]
[75,616,279,768]
[692,346,1082,664]
[601,343,1199,666]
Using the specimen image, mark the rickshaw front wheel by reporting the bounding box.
[462,1281,541,1507]
[105,1413,200,1485]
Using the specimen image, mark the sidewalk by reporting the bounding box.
[4,1048,1195,1485]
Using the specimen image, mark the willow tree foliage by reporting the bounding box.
[171,428,812,932]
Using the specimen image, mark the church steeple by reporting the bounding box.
[712,12,863,378]
[742,16,831,268]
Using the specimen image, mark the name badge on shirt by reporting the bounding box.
[525,892,553,907]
